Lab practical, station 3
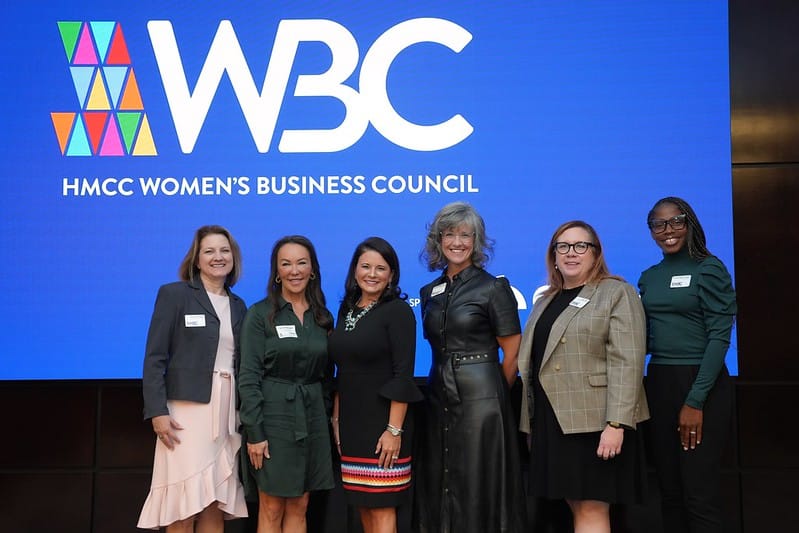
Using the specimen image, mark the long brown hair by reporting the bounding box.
[543,220,621,297]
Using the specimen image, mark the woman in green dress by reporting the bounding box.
[238,235,334,532]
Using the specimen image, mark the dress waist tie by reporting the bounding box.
[264,376,319,442]
[211,369,237,440]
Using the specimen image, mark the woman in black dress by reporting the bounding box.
[414,201,526,533]
[518,221,649,532]
[329,237,423,533]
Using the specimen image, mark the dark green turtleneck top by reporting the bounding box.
[638,247,736,409]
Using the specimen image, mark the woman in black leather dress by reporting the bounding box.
[413,201,526,533]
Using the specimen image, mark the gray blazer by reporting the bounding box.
[142,279,246,420]
[518,278,649,435]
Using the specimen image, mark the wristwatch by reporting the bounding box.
[607,421,622,429]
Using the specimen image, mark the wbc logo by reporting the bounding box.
[51,21,157,156]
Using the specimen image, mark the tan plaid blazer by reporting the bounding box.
[518,278,649,435]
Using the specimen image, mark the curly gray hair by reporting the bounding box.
[421,201,494,271]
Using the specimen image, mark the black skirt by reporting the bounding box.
[529,375,647,504]
[529,286,646,504]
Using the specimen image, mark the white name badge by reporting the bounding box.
[430,283,447,297]
[276,325,298,338]
[569,296,590,308]
[184,314,206,327]
[670,275,692,288]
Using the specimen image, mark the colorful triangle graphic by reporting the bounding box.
[83,111,109,154]
[66,116,92,156]
[118,70,144,110]
[90,21,116,62]
[57,22,82,63]
[117,112,141,153]
[69,66,94,107]
[103,66,128,108]
[100,114,125,155]
[132,114,157,155]
[106,24,131,65]
[86,70,111,110]
[72,23,98,65]
[56,21,154,157]
[51,112,76,155]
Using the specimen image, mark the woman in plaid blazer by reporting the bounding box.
[518,220,649,532]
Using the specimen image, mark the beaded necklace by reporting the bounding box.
[343,300,377,331]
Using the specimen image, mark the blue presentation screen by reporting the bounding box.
[0,1,735,379]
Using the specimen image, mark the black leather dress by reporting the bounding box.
[413,266,526,533]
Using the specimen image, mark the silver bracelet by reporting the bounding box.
[386,423,404,436]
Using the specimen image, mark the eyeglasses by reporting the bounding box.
[553,241,595,255]
[441,231,475,243]
[648,214,687,233]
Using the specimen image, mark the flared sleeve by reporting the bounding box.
[378,300,424,403]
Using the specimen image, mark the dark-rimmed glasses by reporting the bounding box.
[648,214,687,234]
[553,241,595,255]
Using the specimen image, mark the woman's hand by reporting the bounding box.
[247,440,270,469]
[678,404,704,450]
[375,431,401,469]
[331,417,342,457]
[151,415,183,451]
[596,425,624,460]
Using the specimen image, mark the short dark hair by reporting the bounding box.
[266,236,332,330]
[178,225,242,287]
[647,196,711,260]
[343,237,406,309]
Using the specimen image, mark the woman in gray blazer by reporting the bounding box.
[138,225,248,532]
[518,220,649,532]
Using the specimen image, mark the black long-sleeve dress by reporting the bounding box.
[329,297,423,508]
[414,266,526,532]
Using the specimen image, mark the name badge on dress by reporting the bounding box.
[670,275,692,288]
[184,314,206,327]
[569,296,590,308]
[276,325,298,338]
[430,282,447,297]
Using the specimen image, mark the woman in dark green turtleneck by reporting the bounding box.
[638,197,736,533]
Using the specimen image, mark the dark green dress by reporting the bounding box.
[238,297,334,497]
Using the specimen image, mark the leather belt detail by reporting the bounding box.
[441,352,499,405]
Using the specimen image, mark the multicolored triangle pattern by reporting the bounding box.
[52,21,156,156]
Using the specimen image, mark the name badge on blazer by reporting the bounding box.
[569,296,590,308]
[670,275,692,288]
[184,314,206,327]
[430,282,447,297]
[276,325,298,338]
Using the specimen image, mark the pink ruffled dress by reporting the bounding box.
[138,292,248,528]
